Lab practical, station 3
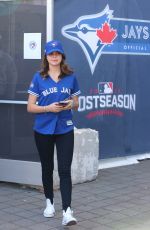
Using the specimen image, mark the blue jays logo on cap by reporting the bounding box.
[45,40,64,55]
[62,5,150,74]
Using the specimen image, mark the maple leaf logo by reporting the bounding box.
[96,22,117,44]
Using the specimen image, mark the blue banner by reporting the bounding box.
[54,0,150,159]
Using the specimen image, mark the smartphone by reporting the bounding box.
[58,101,69,106]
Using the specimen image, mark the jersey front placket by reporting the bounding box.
[46,78,61,134]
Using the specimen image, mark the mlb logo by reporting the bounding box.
[98,82,113,94]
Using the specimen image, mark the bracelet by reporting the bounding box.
[44,106,48,112]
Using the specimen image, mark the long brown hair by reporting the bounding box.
[40,54,73,79]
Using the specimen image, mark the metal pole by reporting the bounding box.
[0,100,27,104]
[46,0,54,41]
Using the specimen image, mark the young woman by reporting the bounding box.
[27,40,81,226]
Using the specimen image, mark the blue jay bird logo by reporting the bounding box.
[62,5,150,74]
[61,5,116,74]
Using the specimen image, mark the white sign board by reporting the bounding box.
[24,33,41,59]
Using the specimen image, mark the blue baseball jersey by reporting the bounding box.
[28,72,81,134]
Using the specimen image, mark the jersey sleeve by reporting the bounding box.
[28,73,40,97]
[71,76,81,97]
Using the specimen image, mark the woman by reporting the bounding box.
[27,40,81,226]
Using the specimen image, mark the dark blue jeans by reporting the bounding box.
[34,130,74,211]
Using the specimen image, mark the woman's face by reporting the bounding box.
[46,51,62,66]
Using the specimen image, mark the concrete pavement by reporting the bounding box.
[1,159,150,230]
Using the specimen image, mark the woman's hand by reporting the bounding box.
[61,100,73,110]
[46,102,64,113]
[63,97,79,111]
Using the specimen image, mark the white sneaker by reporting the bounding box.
[43,199,55,218]
[62,207,77,226]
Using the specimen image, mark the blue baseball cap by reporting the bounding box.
[44,40,64,55]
